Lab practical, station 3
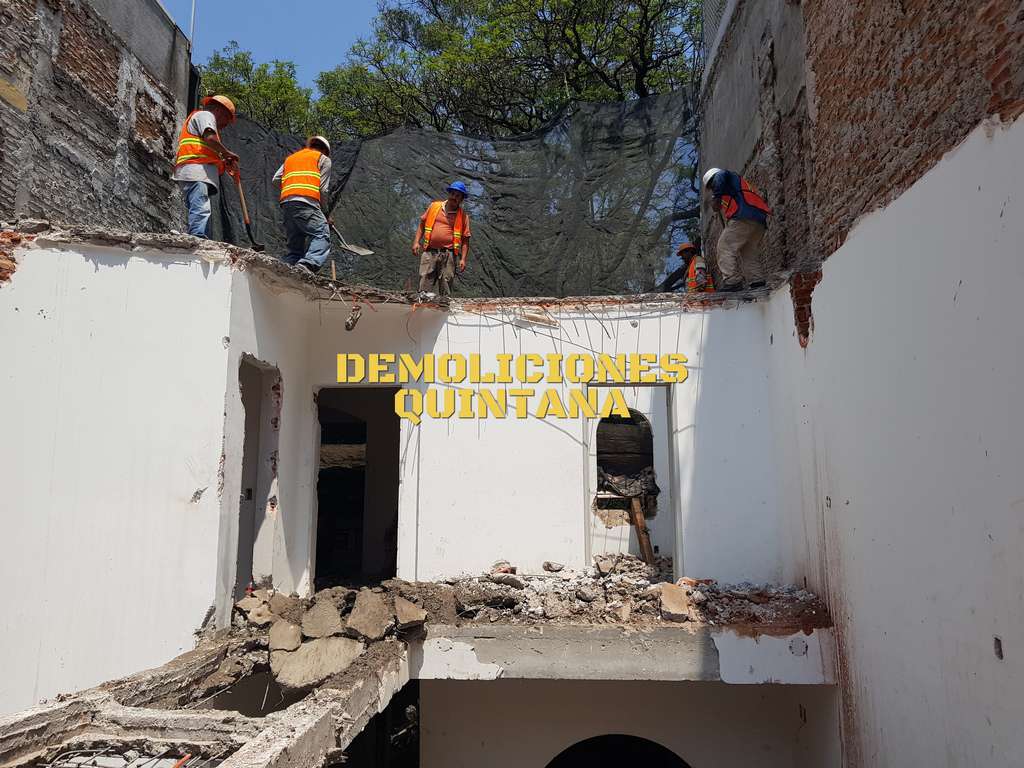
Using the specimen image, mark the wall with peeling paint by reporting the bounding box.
[0,241,234,714]
[765,117,1024,764]
[421,679,840,767]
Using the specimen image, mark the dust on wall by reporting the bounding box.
[0,0,185,231]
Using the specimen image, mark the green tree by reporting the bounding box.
[317,0,703,138]
[199,42,316,135]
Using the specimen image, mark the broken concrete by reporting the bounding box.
[270,637,365,691]
[660,582,694,622]
[346,590,393,641]
[394,597,427,630]
[269,621,302,652]
[301,601,343,639]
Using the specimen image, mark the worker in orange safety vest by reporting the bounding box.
[678,242,714,293]
[412,181,472,297]
[703,167,772,292]
[273,136,333,273]
[172,95,240,239]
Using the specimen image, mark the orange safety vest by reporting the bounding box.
[686,257,714,293]
[722,177,772,221]
[422,201,467,250]
[280,148,323,202]
[174,110,225,174]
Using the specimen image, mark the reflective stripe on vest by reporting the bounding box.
[686,258,714,293]
[722,177,772,220]
[280,148,323,202]
[175,110,225,174]
[422,200,467,250]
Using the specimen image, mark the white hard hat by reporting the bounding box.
[309,136,331,155]
[702,167,722,187]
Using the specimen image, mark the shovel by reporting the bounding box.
[330,223,374,257]
[231,171,265,252]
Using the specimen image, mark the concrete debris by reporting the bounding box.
[394,596,427,629]
[247,604,276,627]
[659,582,694,622]
[488,573,526,590]
[301,600,344,639]
[234,596,263,615]
[542,561,565,572]
[269,620,302,652]
[270,636,364,690]
[490,560,517,574]
[268,592,303,624]
[346,589,394,641]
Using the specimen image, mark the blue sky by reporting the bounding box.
[160,0,379,88]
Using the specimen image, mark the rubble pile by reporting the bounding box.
[216,554,830,698]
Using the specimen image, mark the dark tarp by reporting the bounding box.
[213,90,696,298]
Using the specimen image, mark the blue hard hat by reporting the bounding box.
[446,181,469,197]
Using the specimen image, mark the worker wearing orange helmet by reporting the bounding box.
[677,242,714,293]
[172,95,240,239]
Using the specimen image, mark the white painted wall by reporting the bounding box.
[0,242,233,714]
[766,117,1024,764]
[293,299,784,584]
[421,679,840,767]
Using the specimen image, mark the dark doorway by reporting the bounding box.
[546,735,691,768]
[338,681,419,768]
[237,357,282,598]
[315,388,400,588]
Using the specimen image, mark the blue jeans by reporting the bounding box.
[182,181,212,238]
[281,203,331,270]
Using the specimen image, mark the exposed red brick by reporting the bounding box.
[55,0,121,104]
[0,231,32,285]
[789,270,822,348]
[803,1,1024,253]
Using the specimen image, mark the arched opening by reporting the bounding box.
[595,409,660,563]
[545,735,691,768]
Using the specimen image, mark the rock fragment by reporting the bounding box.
[543,561,565,572]
[248,604,276,627]
[235,596,263,614]
[301,600,344,638]
[269,620,302,652]
[394,596,427,629]
[542,595,570,619]
[489,573,525,590]
[594,554,616,576]
[271,637,364,690]
[269,593,303,623]
[659,582,692,622]
[347,589,394,641]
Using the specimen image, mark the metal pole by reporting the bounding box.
[189,0,197,45]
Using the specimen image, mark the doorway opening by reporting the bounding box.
[315,387,400,589]
[236,357,282,599]
[336,681,419,767]
[546,735,691,768]
[594,409,660,563]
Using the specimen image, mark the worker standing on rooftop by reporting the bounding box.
[273,137,334,274]
[172,95,240,239]
[412,182,472,297]
[703,167,772,291]
[678,242,714,293]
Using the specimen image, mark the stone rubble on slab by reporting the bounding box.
[346,589,394,641]
[394,596,428,629]
[301,600,344,639]
[270,636,365,690]
[269,620,302,652]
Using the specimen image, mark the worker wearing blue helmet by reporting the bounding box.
[413,181,472,296]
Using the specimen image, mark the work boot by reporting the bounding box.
[748,280,767,290]
[295,261,316,274]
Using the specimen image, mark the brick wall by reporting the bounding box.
[0,0,185,230]
[804,0,1024,255]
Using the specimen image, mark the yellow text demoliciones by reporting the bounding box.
[336,353,688,425]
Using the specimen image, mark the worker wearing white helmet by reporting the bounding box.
[702,166,773,291]
[273,136,334,273]
[172,94,240,239]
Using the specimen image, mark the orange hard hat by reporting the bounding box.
[677,242,698,256]
[202,95,237,122]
